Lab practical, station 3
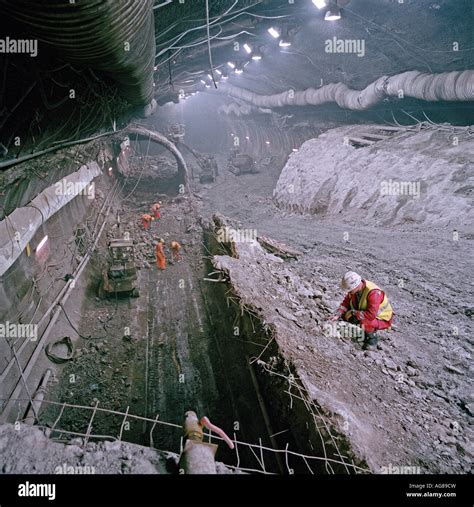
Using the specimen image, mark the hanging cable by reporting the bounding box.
[168,51,173,89]
[205,0,218,89]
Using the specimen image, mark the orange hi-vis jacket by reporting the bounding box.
[155,242,166,269]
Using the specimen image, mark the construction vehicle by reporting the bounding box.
[227,149,258,175]
[195,154,218,183]
[98,238,139,298]
[167,123,185,144]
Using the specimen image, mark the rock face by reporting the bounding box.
[0,423,170,474]
[273,125,474,228]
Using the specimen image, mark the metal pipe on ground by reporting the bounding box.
[179,411,218,474]
[24,368,54,425]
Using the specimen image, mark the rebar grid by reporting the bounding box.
[29,398,369,474]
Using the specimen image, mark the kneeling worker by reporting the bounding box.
[170,240,181,263]
[142,213,154,230]
[329,271,393,349]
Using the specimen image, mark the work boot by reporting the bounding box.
[362,332,378,350]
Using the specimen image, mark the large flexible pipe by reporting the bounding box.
[0,0,156,106]
[0,162,102,277]
[126,125,190,192]
[214,70,474,111]
[217,103,272,116]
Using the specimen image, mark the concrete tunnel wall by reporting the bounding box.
[0,190,101,417]
[0,151,114,420]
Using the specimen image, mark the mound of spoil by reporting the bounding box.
[274,124,474,228]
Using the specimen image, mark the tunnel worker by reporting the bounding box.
[141,213,154,231]
[155,238,166,270]
[329,271,393,350]
[151,201,162,220]
[170,240,182,263]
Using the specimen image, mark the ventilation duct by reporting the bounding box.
[215,70,474,111]
[0,0,156,106]
[0,162,101,277]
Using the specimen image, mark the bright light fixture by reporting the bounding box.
[325,8,341,20]
[243,43,252,54]
[200,79,206,84]
[265,141,270,145]
[252,54,262,61]
[207,74,213,80]
[312,0,326,8]
[279,38,291,47]
[235,69,243,74]
[215,69,222,75]
[267,27,280,39]
[36,235,48,252]
[227,61,236,69]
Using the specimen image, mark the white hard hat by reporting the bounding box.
[341,271,362,291]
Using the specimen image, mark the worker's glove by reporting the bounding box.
[345,310,357,320]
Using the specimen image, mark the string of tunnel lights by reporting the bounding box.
[177,0,350,98]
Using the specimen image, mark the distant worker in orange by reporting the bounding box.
[141,213,154,230]
[151,201,162,220]
[170,240,182,264]
[155,238,166,270]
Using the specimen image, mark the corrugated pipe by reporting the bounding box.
[215,70,474,110]
[0,162,101,277]
[218,103,272,116]
[127,125,190,191]
[0,0,156,106]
